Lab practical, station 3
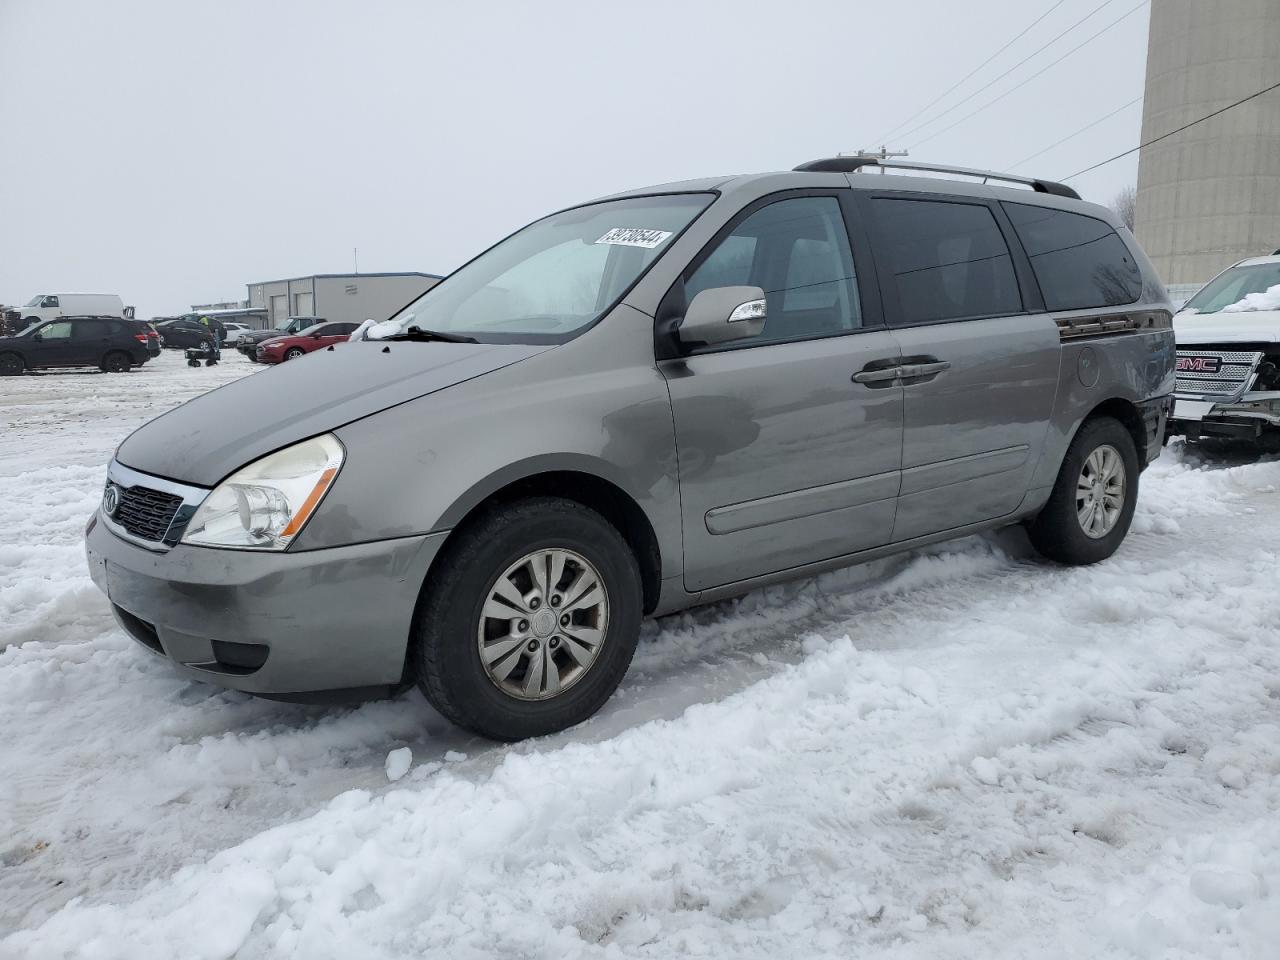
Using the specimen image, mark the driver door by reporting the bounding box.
[661,193,904,593]
[33,320,76,366]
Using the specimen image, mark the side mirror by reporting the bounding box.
[677,286,767,347]
[32,333,43,341]
[310,332,322,339]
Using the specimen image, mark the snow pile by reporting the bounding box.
[3,353,1280,958]
[1222,282,1280,313]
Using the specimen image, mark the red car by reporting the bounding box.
[255,321,359,363]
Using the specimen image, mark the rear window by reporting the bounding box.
[871,198,1022,325]
[1003,202,1142,311]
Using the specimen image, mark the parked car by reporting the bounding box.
[16,293,125,326]
[219,322,252,346]
[1168,254,1280,446]
[86,157,1174,740]
[255,322,359,363]
[236,316,326,360]
[0,315,153,374]
[156,317,221,350]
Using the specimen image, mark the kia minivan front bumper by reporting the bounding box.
[85,510,446,700]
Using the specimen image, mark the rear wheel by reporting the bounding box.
[1027,416,1139,565]
[100,351,131,373]
[412,497,642,740]
[0,352,23,376]
[284,347,305,361]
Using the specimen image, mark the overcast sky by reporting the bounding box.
[0,0,1148,318]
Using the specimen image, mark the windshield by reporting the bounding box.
[24,295,44,307]
[17,320,43,336]
[1183,263,1280,314]
[384,193,712,343]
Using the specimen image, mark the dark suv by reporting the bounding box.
[0,315,154,375]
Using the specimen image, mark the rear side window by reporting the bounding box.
[1003,202,1141,311]
[872,198,1022,324]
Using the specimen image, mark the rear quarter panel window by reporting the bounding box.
[871,198,1022,325]
[1002,202,1142,311]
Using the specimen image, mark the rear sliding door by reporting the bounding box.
[861,193,1061,542]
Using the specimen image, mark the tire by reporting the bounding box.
[284,347,305,361]
[1027,416,1139,565]
[100,351,131,373]
[0,352,23,376]
[412,497,642,740]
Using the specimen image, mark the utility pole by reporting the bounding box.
[844,146,909,173]
[353,247,359,274]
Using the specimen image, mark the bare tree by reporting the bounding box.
[1111,184,1137,231]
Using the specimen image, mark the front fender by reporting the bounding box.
[295,319,681,579]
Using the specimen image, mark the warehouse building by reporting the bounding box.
[246,272,442,326]
[1134,0,1280,287]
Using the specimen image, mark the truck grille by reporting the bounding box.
[1174,348,1260,400]
[113,484,183,542]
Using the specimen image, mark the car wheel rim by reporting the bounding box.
[476,547,609,702]
[1076,443,1125,539]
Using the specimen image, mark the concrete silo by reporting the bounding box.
[1134,0,1280,286]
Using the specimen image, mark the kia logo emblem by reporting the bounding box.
[103,483,121,516]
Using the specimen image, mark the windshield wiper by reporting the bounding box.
[379,325,478,344]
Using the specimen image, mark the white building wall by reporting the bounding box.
[1134,0,1280,285]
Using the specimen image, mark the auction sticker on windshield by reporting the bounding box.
[595,228,673,248]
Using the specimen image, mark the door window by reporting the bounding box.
[40,321,72,339]
[685,196,861,345]
[872,198,1022,325]
[42,295,59,308]
[1002,202,1142,311]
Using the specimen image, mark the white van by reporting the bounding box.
[18,293,125,325]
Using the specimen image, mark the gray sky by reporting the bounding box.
[0,0,1148,319]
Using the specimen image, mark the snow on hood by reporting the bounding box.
[115,340,550,486]
[1174,308,1280,345]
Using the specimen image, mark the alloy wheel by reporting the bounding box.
[1076,443,1126,539]
[476,548,609,701]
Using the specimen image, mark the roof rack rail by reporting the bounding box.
[793,157,1080,200]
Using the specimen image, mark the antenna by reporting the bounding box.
[353,247,359,274]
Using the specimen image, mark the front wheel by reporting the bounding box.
[0,352,23,376]
[412,497,642,740]
[284,347,305,361]
[1027,416,1139,565]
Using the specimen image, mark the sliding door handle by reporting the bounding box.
[898,360,951,378]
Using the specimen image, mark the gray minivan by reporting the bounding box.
[86,158,1175,740]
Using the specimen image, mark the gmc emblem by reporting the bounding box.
[1176,355,1221,373]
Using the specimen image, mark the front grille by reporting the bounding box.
[1174,348,1261,401]
[114,484,183,542]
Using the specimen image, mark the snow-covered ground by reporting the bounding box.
[2,350,1279,958]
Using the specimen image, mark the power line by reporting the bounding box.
[909,1,1148,150]
[1011,95,1144,169]
[872,0,1070,145]
[892,0,1124,145]
[1062,79,1280,180]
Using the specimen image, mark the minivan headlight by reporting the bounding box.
[183,434,343,550]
